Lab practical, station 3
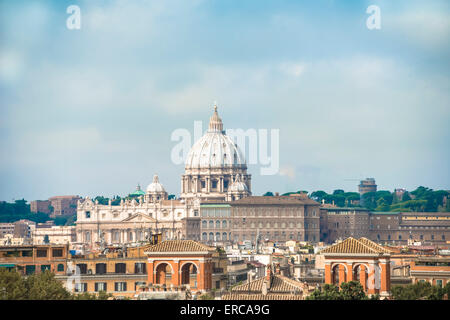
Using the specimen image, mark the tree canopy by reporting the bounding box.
[0,269,112,300]
[391,281,450,300]
[306,281,379,300]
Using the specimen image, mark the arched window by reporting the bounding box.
[216,220,220,229]
[222,232,227,241]
[209,232,214,241]
[202,232,207,241]
[209,220,214,229]
[202,221,207,229]
[215,232,220,241]
[222,220,227,228]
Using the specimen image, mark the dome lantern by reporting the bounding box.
[208,103,224,133]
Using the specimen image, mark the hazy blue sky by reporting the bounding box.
[0,0,449,201]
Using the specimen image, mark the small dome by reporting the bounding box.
[228,174,248,193]
[130,184,145,196]
[146,175,165,193]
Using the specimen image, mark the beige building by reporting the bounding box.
[32,226,76,244]
[230,194,321,244]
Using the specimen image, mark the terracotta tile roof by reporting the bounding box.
[143,240,214,253]
[358,237,393,253]
[231,274,305,294]
[320,237,391,255]
[231,196,319,206]
[222,293,303,300]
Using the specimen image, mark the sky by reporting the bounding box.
[0,0,449,201]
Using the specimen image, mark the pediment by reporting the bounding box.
[122,213,156,223]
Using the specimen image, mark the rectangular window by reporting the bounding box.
[52,249,63,257]
[96,263,107,274]
[134,263,146,274]
[95,282,107,292]
[76,264,87,274]
[25,265,36,275]
[436,280,443,288]
[115,282,127,292]
[41,265,51,272]
[36,249,47,258]
[85,211,91,218]
[22,250,32,257]
[75,283,87,292]
[115,263,126,274]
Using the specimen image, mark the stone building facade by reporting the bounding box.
[320,209,450,245]
[320,207,370,243]
[368,211,450,244]
[199,203,232,245]
[230,195,321,244]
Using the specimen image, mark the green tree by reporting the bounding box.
[25,271,72,300]
[306,283,342,300]
[339,281,368,300]
[73,291,112,300]
[0,269,28,299]
[402,192,411,202]
[0,269,113,300]
[307,281,377,300]
[198,293,214,300]
[391,281,445,300]
[263,192,274,196]
[310,191,328,202]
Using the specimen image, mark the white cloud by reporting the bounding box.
[0,50,25,85]
[279,165,296,180]
[388,9,450,51]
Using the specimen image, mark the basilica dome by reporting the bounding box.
[185,105,246,169]
[181,104,251,202]
[146,174,166,193]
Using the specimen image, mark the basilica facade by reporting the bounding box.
[75,105,251,250]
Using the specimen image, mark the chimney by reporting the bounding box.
[275,263,281,275]
[265,264,272,282]
[262,281,268,296]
